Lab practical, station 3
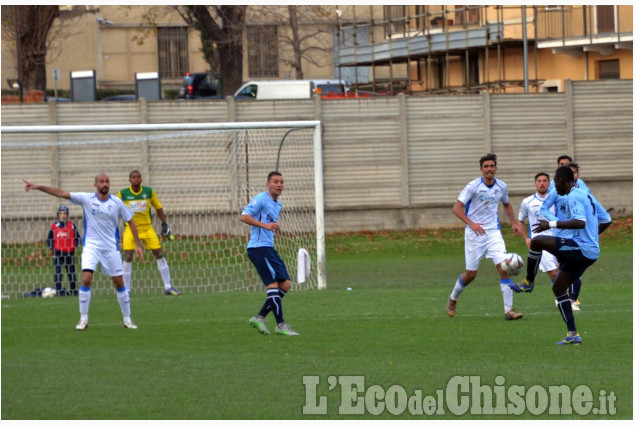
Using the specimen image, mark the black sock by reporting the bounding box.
[569,278,582,302]
[556,294,576,333]
[266,288,284,324]
[257,300,271,318]
[525,250,542,283]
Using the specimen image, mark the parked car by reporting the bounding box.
[178,72,219,99]
[311,79,351,96]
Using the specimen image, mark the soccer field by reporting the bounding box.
[1,219,632,420]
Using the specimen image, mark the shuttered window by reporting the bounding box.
[158,27,189,79]
[247,25,279,77]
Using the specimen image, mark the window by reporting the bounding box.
[454,5,480,25]
[157,27,188,79]
[598,60,620,79]
[596,5,616,33]
[384,6,406,36]
[247,26,278,78]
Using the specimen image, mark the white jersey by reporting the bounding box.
[518,193,554,239]
[70,192,133,251]
[457,177,509,231]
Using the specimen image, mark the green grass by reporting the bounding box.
[2,219,632,419]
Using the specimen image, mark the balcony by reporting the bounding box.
[338,23,504,67]
[536,5,633,56]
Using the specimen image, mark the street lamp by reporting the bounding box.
[7,78,23,103]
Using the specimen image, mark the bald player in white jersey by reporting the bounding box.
[24,173,144,330]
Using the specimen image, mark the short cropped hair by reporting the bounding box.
[534,172,549,181]
[557,155,573,165]
[267,171,283,182]
[565,161,579,172]
[129,170,141,179]
[479,153,497,167]
[555,165,574,183]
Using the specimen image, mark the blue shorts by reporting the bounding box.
[247,247,290,285]
[555,238,596,282]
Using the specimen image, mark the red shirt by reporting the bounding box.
[51,220,77,252]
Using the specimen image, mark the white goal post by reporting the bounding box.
[1,121,326,297]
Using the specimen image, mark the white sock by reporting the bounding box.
[123,261,132,290]
[500,284,513,313]
[157,257,172,290]
[450,276,466,300]
[79,286,91,321]
[116,287,131,321]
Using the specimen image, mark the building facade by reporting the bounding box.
[1,5,632,97]
[336,5,633,93]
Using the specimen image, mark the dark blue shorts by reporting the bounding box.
[247,246,290,285]
[555,238,596,282]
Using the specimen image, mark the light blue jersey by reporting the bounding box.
[563,187,611,260]
[242,191,282,248]
[541,178,589,237]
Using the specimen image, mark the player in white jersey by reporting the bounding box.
[517,172,559,284]
[24,174,144,330]
[446,153,524,321]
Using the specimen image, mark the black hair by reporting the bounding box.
[479,153,497,168]
[557,155,573,164]
[534,172,549,181]
[267,171,283,182]
[129,170,141,179]
[554,165,574,183]
[565,161,579,171]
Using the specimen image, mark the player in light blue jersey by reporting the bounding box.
[242,171,299,336]
[24,174,144,330]
[446,153,524,321]
[540,160,601,310]
[517,172,558,284]
[514,167,611,344]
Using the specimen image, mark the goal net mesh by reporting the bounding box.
[1,123,323,298]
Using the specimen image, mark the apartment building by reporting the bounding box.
[1,5,631,96]
[336,5,633,93]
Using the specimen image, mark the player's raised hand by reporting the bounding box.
[23,179,37,191]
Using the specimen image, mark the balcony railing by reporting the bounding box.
[536,5,633,42]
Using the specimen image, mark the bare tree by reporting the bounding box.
[1,6,60,92]
[135,5,247,95]
[175,6,247,95]
[252,6,337,80]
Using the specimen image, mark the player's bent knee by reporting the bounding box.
[279,280,291,292]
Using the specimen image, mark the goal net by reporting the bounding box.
[1,122,325,298]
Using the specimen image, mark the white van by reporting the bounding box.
[233,79,350,100]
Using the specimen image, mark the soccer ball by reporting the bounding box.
[501,253,524,276]
[41,287,57,298]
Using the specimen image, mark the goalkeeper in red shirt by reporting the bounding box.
[47,205,81,296]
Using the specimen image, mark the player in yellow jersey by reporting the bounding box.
[117,170,180,295]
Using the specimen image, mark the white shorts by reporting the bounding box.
[539,250,559,273]
[464,228,507,271]
[81,245,124,277]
